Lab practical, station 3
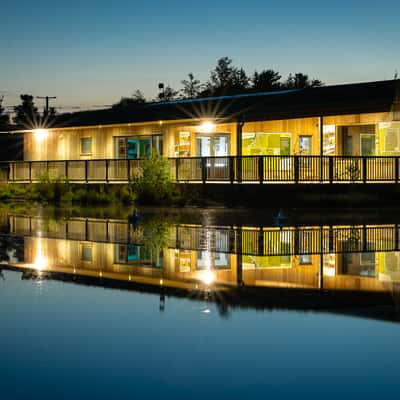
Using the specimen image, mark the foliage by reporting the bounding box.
[0,96,9,127]
[284,73,323,89]
[13,94,41,127]
[131,155,175,204]
[112,90,146,108]
[252,69,282,91]
[158,85,179,101]
[181,73,203,98]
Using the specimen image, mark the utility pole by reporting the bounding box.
[37,96,57,115]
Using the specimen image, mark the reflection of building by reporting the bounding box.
[5,79,400,184]
[6,214,400,294]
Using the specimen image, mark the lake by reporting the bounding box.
[1,206,400,399]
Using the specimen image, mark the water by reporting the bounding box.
[1,206,400,399]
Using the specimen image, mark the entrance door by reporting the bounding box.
[196,136,212,156]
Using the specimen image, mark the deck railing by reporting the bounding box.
[3,155,400,184]
[7,214,400,256]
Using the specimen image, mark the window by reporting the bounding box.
[80,137,92,155]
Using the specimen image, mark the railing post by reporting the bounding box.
[329,157,334,183]
[127,160,131,182]
[65,161,68,180]
[362,157,367,183]
[85,160,88,183]
[201,157,207,184]
[229,156,235,183]
[258,155,264,184]
[237,156,242,183]
[258,228,264,256]
[294,155,299,183]
[176,158,180,181]
[395,157,399,184]
[29,161,32,182]
[105,159,109,183]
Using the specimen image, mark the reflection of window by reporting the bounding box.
[114,244,162,267]
[81,244,92,261]
[80,137,92,155]
[299,254,312,264]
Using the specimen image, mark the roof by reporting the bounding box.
[9,79,400,131]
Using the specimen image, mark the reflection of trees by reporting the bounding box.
[0,236,24,262]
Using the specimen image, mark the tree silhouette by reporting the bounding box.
[284,73,323,89]
[252,69,282,91]
[113,90,146,108]
[181,73,203,98]
[0,96,9,127]
[13,94,41,127]
[158,85,178,101]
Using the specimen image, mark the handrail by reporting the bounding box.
[2,155,400,184]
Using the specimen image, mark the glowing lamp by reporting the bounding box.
[34,129,48,141]
[200,121,215,133]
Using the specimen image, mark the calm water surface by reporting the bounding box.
[1,207,400,399]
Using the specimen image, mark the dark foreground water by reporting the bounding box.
[1,270,399,399]
[1,207,400,399]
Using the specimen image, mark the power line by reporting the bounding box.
[37,96,57,114]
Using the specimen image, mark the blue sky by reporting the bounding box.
[1,0,399,112]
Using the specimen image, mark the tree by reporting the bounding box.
[202,57,249,96]
[284,73,323,89]
[13,94,41,127]
[181,73,203,98]
[0,96,9,127]
[112,90,146,108]
[252,69,282,91]
[158,85,178,101]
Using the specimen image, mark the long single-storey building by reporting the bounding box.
[5,79,400,184]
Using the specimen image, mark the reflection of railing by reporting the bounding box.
[4,155,400,184]
[7,215,400,257]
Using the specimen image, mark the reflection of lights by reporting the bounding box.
[200,270,215,286]
[99,271,103,277]
[34,239,48,271]
[33,129,48,141]
[160,279,163,286]
[200,121,215,133]
[128,274,132,281]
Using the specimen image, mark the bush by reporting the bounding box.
[131,155,175,205]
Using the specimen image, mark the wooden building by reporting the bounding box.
[4,79,400,184]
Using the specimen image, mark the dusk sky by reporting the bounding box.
[1,0,399,113]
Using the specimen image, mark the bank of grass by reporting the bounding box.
[0,156,199,206]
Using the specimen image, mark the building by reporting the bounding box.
[5,79,400,184]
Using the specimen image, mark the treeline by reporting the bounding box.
[0,94,57,128]
[113,56,323,107]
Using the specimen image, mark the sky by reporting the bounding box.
[1,0,400,113]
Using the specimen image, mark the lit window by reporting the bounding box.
[80,137,92,155]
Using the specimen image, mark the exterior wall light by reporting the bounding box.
[200,121,215,133]
[33,129,48,141]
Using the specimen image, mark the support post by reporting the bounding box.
[236,120,244,183]
[176,158,180,181]
[294,156,299,183]
[127,160,131,182]
[258,228,264,256]
[258,156,264,184]
[229,156,235,183]
[106,159,109,183]
[329,157,334,183]
[85,160,88,183]
[396,157,399,183]
[201,157,207,184]
[362,157,367,183]
[319,116,324,182]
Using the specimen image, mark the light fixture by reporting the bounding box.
[33,129,48,141]
[200,121,215,133]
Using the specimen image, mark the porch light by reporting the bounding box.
[200,121,215,133]
[33,128,48,141]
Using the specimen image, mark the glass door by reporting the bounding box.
[196,136,212,156]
